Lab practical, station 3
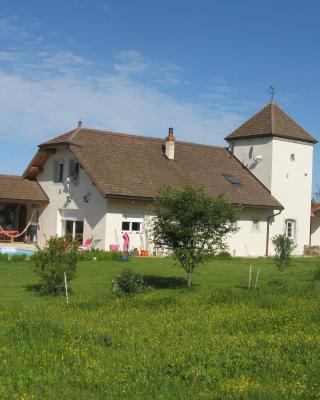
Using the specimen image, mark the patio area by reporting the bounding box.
[0,175,48,245]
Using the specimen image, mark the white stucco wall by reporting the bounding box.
[36,147,107,248]
[232,137,314,255]
[226,208,270,257]
[105,199,271,257]
[232,137,273,190]
[105,198,154,253]
[269,138,313,254]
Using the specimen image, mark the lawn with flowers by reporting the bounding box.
[1,256,320,399]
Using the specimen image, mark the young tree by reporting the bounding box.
[32,236,79,294]
[152,186,237,287]
[272,234,296,271]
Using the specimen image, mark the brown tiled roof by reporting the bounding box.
[0,175,48,203]
[225,102,317,143]
[35,128,282,209]
[41,128,80,146]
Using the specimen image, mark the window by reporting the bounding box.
[132,222,141,231]
[223,173,242,187]
[285,219,296,239]
[121,219,143,232]
[252,219,260,233]
[54,160,64,183]
[69,160,80,184]
[122,221,130,231]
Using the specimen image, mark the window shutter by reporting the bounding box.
[54,161,58,183]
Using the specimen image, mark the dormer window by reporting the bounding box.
[54,160,64,183]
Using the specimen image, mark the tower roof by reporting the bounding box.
[225,102,317,143]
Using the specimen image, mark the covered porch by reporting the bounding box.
[0,175,48,244]
[0,202,39,243]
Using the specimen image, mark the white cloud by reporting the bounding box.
[0,17,245,149]
[113,49,149,74]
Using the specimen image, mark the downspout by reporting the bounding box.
[265,209,282,256]
[309,216,312,246]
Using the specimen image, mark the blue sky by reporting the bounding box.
[0,0,319,193]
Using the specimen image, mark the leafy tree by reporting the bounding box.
[32,236,79,294]
[272,234,296,271]
[152,186,237,287]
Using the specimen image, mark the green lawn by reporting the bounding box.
[1,257,320,399]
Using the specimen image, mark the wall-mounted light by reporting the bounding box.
[65,177,71,190]
[66,195,72,203]
[83,192,91,203]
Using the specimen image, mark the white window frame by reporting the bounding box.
[285,219,296,239]
[121,216,143,233]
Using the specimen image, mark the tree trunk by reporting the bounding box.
[187,272,192,288]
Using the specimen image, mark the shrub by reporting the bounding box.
[272,234,296,271]
[78,250,123,262]
[10,254,27,262]
[32,236,79,294]
[111,268,150,295]
[0,253,9,262]
[96,250,123,261]
[216,251,232,259]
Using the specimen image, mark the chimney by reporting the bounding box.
[165,127,175,160]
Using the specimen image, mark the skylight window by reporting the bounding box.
[223,174,242,187]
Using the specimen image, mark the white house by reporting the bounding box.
[0,101,317,256]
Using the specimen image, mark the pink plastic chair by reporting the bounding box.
[79,239,92,252]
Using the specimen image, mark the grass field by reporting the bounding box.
[1,256,320,399]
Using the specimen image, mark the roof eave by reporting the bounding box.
[104,193,283,210]
[38,141,81,149]
[0,197,49,204]
[225,133,317,144]
[235,203,284,210]
[105,194,154,201]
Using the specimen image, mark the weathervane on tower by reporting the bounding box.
[269,86,276,103]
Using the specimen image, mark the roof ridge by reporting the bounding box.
[68,127,82,141]
[270,102,275,133]
[69,127,226,151]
